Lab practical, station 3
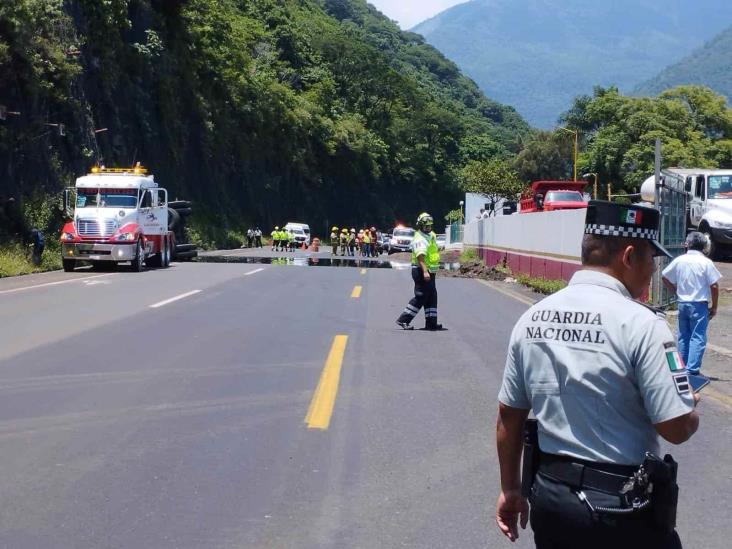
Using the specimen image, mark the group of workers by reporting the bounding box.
[269,226,299,252]
[329,226,380,257]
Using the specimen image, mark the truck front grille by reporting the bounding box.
[77,219,117,237]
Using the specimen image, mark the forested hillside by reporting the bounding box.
[634,26,732,102]
[414,0,732,128]
[0,0,527,245]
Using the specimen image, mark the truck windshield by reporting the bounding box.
[394,228,414,237]
[77,189,138,208]
[708,175,732,199]
[545,191,583,202]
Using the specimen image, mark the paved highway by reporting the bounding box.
[0,256,730,548]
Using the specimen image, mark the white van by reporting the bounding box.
[285,222,311,247]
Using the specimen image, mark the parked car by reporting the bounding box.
[284,222,311,246]
[285,226,310,248]
[376,232,390,254]
[389,227,414,254]
[435,233,446,250]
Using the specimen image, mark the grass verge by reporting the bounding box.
[0,245,62,278]
[495,264,566,295]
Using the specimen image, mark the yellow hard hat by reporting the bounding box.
[332,226,338,231]
[275,226,279,230]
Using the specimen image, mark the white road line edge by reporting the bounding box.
[244,268,265,276]
[0,273,118,296]
[149,290,202,309]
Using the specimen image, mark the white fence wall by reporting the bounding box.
[464,209,585,261]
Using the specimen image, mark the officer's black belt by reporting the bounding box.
[538,453,638,494]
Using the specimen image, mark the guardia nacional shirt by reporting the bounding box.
[498,270,694,465]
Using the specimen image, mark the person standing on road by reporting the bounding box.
[246,228,254,248]
[362,229,371,257]
[396,213,443,331]
[340,229,348,256]
[662,231,722,376]
[330,226,339,255]
[271,226,280,251]
[495,201,699,549]
[255,227,263,248]
[348,229,356,256]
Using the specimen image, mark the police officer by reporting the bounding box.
[396,213,443,330]
[495,201,700,549]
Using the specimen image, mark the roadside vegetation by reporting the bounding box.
[0,244,62,278]
[446,248,566,296]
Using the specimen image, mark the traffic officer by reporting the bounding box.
[495,201,700,549]
[330,226,339,255]
[396,212,443,330]
[271,226,280,251]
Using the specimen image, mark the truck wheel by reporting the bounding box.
[132,240,145,272]
[62,259,76,272]
[160,238,170,269]
[699,225,718,259]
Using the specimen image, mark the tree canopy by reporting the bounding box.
[560,85,732,193]
[0,0,528,243]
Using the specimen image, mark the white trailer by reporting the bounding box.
[60,164,175,272]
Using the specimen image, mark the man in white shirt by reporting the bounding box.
[662,232,722,375]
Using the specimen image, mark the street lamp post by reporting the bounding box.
[583,172,599,199]
[459,200,464,224]
[558,127,578,181]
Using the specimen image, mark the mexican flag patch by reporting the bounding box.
[666,349,686,372]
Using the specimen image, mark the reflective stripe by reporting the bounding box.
[402,309,417,318]
[406,304,419,313]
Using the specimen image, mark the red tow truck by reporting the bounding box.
[519,181,589,213]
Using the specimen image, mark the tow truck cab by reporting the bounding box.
[519,181,588,213]
[59,164,175,272]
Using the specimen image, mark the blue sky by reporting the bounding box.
[368,1,467,29]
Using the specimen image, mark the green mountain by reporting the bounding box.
[634,26,732,101]
[0,0,527,245]
[413,0,732,128]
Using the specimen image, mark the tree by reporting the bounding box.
[513,131,573,183]
[460,159,525,216]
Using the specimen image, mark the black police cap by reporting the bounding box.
[584,200,672,258]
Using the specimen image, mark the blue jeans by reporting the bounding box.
[677,301,709,374]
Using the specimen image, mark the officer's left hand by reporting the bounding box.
[495,489,528,542]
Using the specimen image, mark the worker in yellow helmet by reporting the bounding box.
[396,213,443,330]
[339,228,348,256]
[271,226,280,251]
[330,226,340,255]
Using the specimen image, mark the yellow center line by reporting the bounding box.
[305,335,349,430]
[351,285,362,298]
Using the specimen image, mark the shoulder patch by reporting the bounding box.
[665,347,686,372]
[672,374,690,395]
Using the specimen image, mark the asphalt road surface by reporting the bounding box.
[0,257,730,548]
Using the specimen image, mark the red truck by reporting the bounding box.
[519,181,589,213]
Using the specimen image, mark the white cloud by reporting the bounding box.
[368,0,468,29]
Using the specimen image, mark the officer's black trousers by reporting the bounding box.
[397,269,438,327]
[530,473,682,549]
